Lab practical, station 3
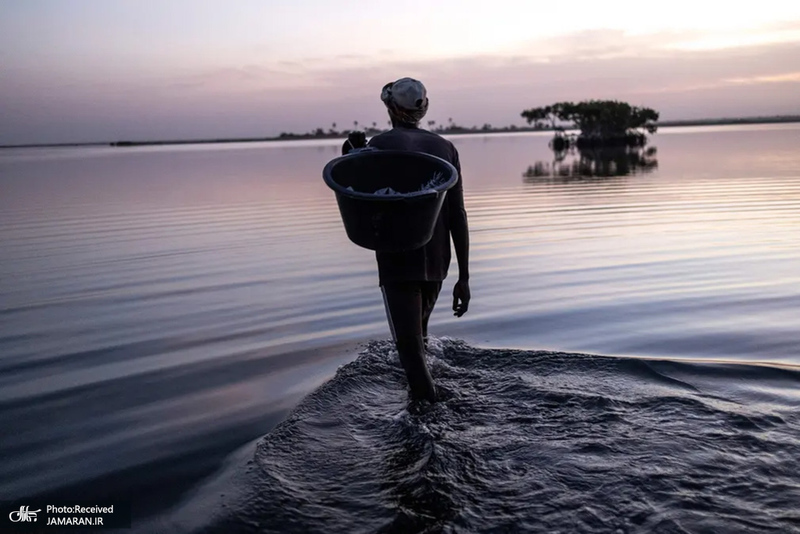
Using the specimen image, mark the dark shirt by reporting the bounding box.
[367,126,466,286]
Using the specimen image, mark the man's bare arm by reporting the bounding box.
[449,149,470,316]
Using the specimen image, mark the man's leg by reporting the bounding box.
[420,281,443,346]
[381,282,437,402]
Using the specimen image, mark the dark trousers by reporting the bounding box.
[381,281,443,402]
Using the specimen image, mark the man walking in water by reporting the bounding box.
[345,77,471,403]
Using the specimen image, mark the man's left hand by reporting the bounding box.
[452,279,470,317]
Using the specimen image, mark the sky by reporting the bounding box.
[1,0,800,144]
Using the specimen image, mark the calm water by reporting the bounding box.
[1,124,799,532]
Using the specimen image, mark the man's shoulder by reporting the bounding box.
[416,128,451,143]
[367,130,395,144]
[419,129,456,150]
[370,128,454,149]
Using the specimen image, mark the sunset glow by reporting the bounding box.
[1,0,799,144]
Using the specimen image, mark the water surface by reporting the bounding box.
[1,124,799,530]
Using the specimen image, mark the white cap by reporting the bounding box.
[381,77,427,110]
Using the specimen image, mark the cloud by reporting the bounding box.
[662,19,800,51]
[725,72,800,85]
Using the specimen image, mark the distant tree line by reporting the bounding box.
[278,117,551,139]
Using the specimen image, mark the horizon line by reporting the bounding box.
[2,114,799,150]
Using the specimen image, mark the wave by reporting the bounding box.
[141,339,800,533]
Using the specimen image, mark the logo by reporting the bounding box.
[9,506,42,522]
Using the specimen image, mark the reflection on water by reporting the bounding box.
[524,145,658,179]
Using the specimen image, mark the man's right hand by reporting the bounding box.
[347,131,367,151]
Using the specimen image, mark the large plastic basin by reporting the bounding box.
[322,149,458,252]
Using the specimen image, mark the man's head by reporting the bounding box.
[381,77,428,127]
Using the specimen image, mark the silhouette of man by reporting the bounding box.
[344,77,470,403]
